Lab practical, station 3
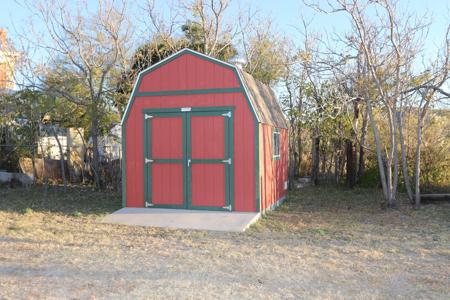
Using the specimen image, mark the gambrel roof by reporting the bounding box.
[238,70,288,128]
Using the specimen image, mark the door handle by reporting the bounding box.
[221,158,232,164]
[187,159,191,167]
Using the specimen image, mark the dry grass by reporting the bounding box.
[0,185,449,299]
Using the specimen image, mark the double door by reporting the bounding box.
[144,107,233,211]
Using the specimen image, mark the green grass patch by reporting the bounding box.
[22,207,33,215]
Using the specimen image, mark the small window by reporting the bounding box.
[273,129,280,160]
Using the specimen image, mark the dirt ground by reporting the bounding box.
[0,186,449,299]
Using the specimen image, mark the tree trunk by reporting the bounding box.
[321,144,327,175]
[296,95,304,177]
[297,125,303,176]
[31,141,37,184]
[311,130,320,185]
[392,117,399,203]
[347,99,360,188]
[52,127,67,192]
[385,109,396,207]
[414,113,423,209]
[345,139,357,188]
[288,137,297,190]
[367,100,389,202]
[66,143,72,184]
[327,150,334,175]
[334,141,341,185]
[288,109,296,190]
[91,116,101,188]
[75,127,87,184]
[358,106,369,180]
[398,112,414,202]
[39,141,48,192]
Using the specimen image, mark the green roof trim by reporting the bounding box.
[135,87,242,97]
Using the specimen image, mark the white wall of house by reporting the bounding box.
[38,125,122,161]
[38,135,68,160]
[38,128,85,160]
[96,124,121,160]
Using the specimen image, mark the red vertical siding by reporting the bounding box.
[151,117,183,159]
[259,124,288,211]
[138,53,240,92]
[191,116,225,159]
[152,164,184,205]
[191,164,226,206]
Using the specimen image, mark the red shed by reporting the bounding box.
[121,48,288,213]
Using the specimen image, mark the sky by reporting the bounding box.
[1,0,448,46]
[0,0,449,72]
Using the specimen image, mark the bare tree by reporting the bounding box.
[279,42,304,187]
[13,0,133,188]
[144,0,248,56]
[308,0,428,206]
[403,25,450,207]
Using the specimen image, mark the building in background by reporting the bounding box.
[0,29,18,91]
[96,123,122,161]
[38,126,85,161]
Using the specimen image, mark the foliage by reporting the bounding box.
[415,110,450,192]
[44,67,119,136]
[181,21,237,60]
[0,90,49,171]
[243,31,287,85]
[358,166,381,188]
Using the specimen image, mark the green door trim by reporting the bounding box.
[143,106,234,211]
[144,111,186,209]
[186,110,233,211]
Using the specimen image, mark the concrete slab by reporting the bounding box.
[102,208,260,232]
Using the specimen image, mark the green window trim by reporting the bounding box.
[273,128,280,160]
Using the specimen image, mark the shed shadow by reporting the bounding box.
[0,184,121,216]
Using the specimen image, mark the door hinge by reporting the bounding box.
[222,111,231,118]
[222,158,232,164]
[145,158,153,164]
[145,201,154,207]
[144,114,153,119]
[222,204,232,211]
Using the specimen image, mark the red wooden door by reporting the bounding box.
[187,110,232,210]
[144,112,185,208]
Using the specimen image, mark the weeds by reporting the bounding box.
[0,185,449,299]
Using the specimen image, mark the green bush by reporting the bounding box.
[358,166,380,188]
[72,211,82,217]
[22,207,33,215]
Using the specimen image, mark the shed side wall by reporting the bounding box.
[259,124,288,211]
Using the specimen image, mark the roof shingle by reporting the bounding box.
[239,70,288,129]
